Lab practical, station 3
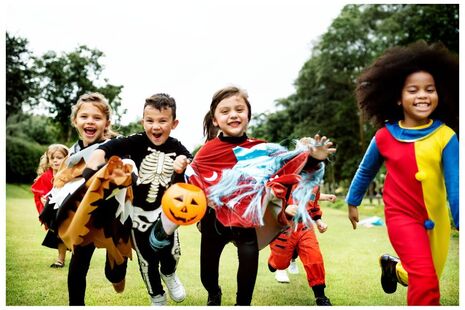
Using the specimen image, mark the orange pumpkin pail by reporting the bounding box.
[162,183,207,225]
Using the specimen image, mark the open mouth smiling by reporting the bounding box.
[84,128,97,135]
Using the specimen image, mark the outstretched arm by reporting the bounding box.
[320,193,336,203]
[86,149,107,170]
[300,134,336,161]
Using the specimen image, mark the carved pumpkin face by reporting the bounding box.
[162,183,207,226]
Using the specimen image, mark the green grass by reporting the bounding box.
[6,184,459,306]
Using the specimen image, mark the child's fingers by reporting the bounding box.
[327,147,337,154]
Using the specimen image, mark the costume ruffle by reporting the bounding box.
[40,156,134,268]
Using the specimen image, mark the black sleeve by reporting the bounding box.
[303,157,323,171]
[97,134,139,159]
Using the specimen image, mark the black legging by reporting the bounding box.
[68,243,127,305]
[199,208,259,306]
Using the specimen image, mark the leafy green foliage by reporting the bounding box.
[6,32,127,183]
[35,45,126,141]
[116,120,143,137]
[7,113,62,145]
[6,33,40,119]
[250,4,458,185]
[6,136,46,183]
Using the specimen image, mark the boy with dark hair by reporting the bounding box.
[86,93,192,305]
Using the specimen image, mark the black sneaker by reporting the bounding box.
[268,263,276,272]
[315,296,332,306]
[207,287,222,306]
[380,254,400,294]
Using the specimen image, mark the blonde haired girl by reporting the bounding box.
[31,143,69,268]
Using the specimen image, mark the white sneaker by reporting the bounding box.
[160,272,186,302]
[151,293,167,305]
[275,269,290,283]
[288,259,299,274]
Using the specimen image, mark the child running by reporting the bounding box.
[187,85,336,306]
[269,190,336,305]
[86,93,192,306]
[31,143,69,268]
[346,41,459,305]
[40,92,127,305]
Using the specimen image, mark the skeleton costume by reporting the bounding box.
[97,132,192,299]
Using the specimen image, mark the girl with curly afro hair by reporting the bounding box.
[346,41,458,305]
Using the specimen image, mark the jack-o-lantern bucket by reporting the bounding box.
[162,183,207,226]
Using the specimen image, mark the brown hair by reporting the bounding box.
[71,92,118,138]
[144,93,177,120]
[203,86,252,141]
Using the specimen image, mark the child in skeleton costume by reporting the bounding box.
[268,169,333,306]
[184,86,336,306]
[86,93,192,306]
[39,93,129,306]
[346,42,459,305]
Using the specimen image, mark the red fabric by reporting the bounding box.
[268,223,325,287]
[289,184,322,221]
[189,137,265,227]
[190,138,314,228]
[376,128,439,305]
[31,168,54,215]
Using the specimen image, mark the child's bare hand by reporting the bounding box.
[348,205,359,230]
[320,193,337,203]
[285,204,298,216]
[315,219,328,233]
[40,196,47,206]
[174,155,191,174]
[301,134,336,161]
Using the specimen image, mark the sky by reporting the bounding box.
[2,0,463,307]
[5,0,347,151]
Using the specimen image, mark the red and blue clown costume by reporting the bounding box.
[346,119,459,305]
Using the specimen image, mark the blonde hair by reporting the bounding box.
[71,92,118,139]
[35,144,69,178]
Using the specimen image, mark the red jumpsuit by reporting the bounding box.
[268,186,326,288]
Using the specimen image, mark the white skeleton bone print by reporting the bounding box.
[137,148,176,203]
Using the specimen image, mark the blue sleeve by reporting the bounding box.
[346,137,384,207]
[442,134,459,229]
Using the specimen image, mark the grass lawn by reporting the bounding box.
[5,184,459,306]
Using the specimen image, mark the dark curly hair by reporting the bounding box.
[355,41,458,132]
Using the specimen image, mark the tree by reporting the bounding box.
[6,32,40,119]
[35,45,126,141]
[250,4,459,184]
[117,120,143,137]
